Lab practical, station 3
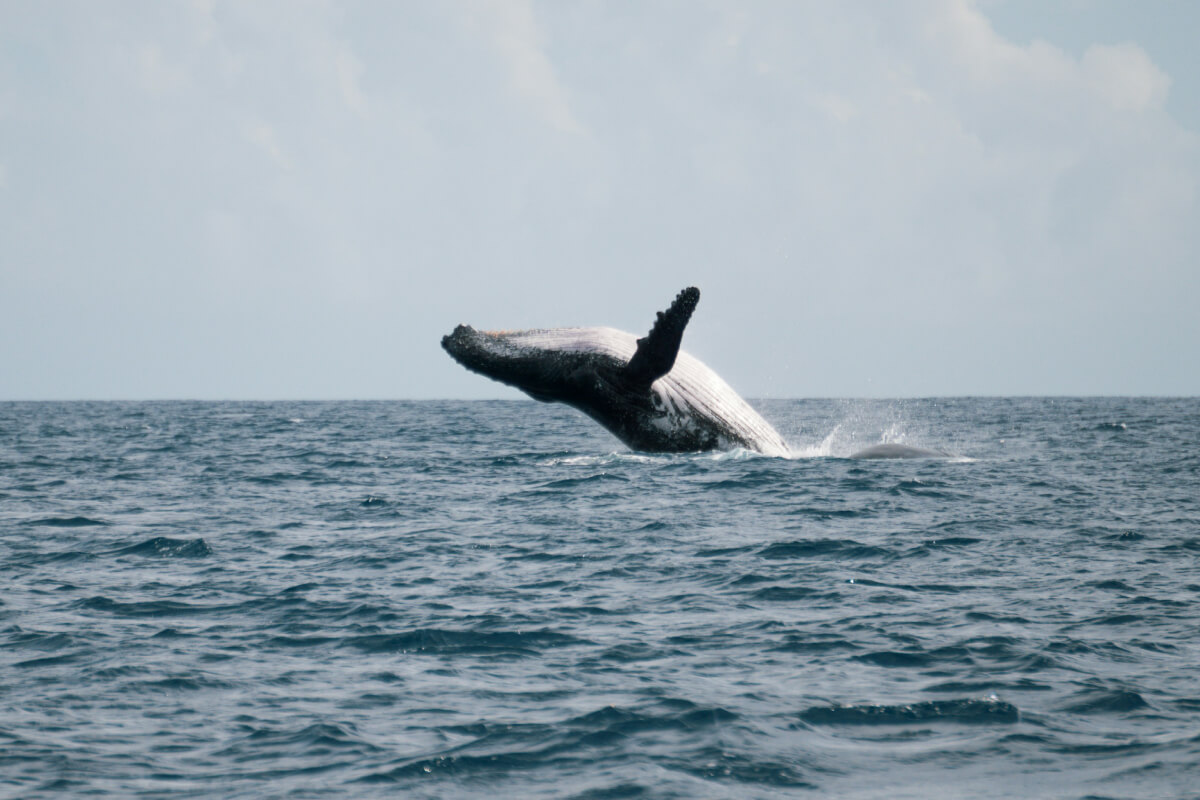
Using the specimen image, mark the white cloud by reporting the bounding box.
[190,0,217,45]
[921,2,1171,117]
[921,0,1095,99]
[136,43,186,95]
[813,92,857,123]
[334,45,368,117]
[471,0,583,134]
[1081,42,1170,112]
[243,121,291,170]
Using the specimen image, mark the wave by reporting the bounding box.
[77,596,235,617]
[21,515,108,527]
[748,585,824,602]
[215,721,382,758]
[111,537,213,558]
[340,628,587,657]
[800,697,1019,725]
[353,700,815,788]
[1059,688,1150,714]
[537,473,631,490]
[757,539,894,560]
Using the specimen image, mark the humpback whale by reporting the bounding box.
[442,287,791,456]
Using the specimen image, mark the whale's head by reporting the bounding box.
[441,324,593,402]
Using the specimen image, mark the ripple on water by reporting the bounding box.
[756,539,895,560]
[3,398,1199,799]
[111,537,213,558]
[21,516,109,527]
[339,628,588,657]
[799,697,1020,726]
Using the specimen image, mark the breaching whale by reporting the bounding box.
[441,287,791,456]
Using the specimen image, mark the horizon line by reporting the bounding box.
[2,394,1197,403]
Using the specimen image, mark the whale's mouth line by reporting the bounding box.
[442,326,514,367]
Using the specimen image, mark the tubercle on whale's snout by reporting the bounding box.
[441,324,477,356]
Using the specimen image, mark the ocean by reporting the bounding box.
[2,398,1198,799]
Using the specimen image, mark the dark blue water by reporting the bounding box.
[2,398,1199,799]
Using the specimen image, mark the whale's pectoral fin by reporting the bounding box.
[623,287,700,390]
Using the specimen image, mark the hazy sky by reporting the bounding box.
[2,1,1197,400]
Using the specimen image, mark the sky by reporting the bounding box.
[1,0,1197,400]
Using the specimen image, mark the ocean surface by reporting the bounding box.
[2,398,1198,799]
